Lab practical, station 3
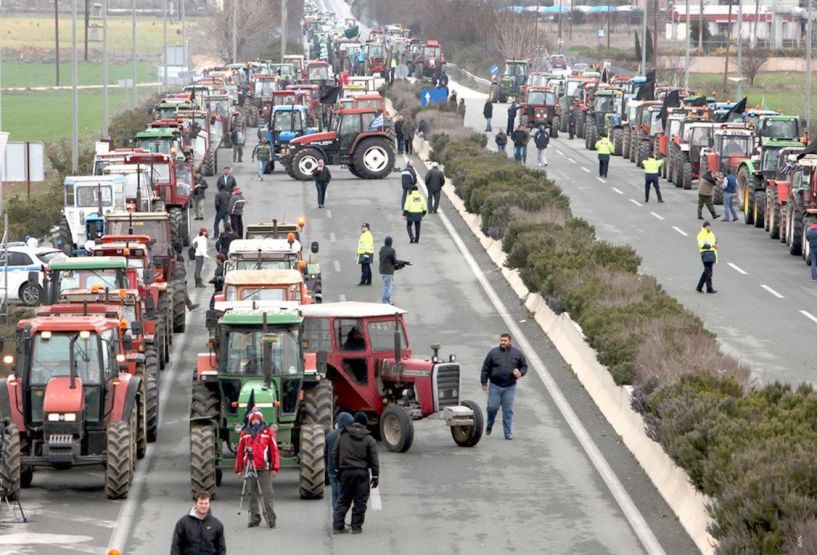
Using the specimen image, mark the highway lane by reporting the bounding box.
[453,80,817,385]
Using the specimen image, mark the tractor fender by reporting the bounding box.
[658,135,668,155]
[350,132,391,154]
[769,179,789,202]
[197,353,217,381]
[738,159,756,176]
[110,373,142,422]
[0,377,25,432]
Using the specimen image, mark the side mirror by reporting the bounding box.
[130,321,143,335]
[122,334,133,352]
[311,241,319,254]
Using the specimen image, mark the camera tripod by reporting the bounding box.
[237,451,268,525]
[0,489,27,523]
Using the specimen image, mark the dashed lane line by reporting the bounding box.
[672,226,688,237]
[581,167,590,173]
[329,232,336,242]
[650,212,664,221]
[727,262,748,275]
[611,187,624,194]
[326,209,333,218]
[333,260,341,272]
[800,310,817,324]
[596,177,606,183]
[557,149,565,155]
[629,199,642,207]
[761,284,784,299]
[568,157,576,163]
[339,294,347,302]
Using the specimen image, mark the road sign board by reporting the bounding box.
[2,142,45,182]
[420,88,448,107]
[490,65,499,75]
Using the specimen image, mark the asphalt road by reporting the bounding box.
[453,80,817,386]
[0,125,697,553]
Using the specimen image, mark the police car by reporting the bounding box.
[0,244,65,306]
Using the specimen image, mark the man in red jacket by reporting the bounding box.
[235,410,280,528]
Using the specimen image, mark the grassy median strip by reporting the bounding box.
[386,80,817,553]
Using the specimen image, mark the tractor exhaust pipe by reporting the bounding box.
[393,312,402,378]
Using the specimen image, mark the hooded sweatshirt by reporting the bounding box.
[333,422,379,477]
[325,412,354,477]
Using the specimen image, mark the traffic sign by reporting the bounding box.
[489,65,499,75]
[420,88,448,107]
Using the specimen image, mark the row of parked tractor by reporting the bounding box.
[501,58,817,265]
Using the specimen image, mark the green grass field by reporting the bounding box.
[2,61,156,88]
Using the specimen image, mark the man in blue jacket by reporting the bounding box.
[480,333,528,440]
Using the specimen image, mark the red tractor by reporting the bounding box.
[0,315,143,498]
[300,302,483,452]
[699,124,755,204]
[779,154,817,259]
[409,39,445,80]
[281,108,395,181]
[519,86,560,137]
[364,42,389,76]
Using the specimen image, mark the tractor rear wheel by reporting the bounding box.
[754,190,765,228]
[298,424,325,499]
[613,129,623,156]
[0,423,21,496]
[105,417,134,499]
[450,400,484,448]
[738,167,753,224]
[173,259,186,282]
[550,122,559,138]
[621,129,630,159]
[190,424,218,499]
[380,404,414,453]
[136,375,147,459]
[157,291,170,367]
[191,383,220,419]
[203,150,215,177]
[56,216,72,253]
[636,141,650,168]
[682,161,692,190]
[769,189,781,239]
[172,279,186,333]
[577,117,585,139]
[303,380,334,434]
[145,355,160,443]
[168,207,185,248]
[347,163,362,178]
[788,204,803,255]
[586,124,598,150]
[290,149,324,181]
[629,133,637,162]
[353,138,395,179]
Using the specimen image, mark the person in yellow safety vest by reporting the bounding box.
[389,55,398,84]
[403,186,428,243]
[643,155,664,203]
[595,136,614,178]
[696,221,718,294]
[356,223,375,286]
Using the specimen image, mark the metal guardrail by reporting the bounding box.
[446,63,492,86]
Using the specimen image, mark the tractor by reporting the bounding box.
[494,59,529,103]
[189,307,331,499]
[281,108,395,181]
[558,78,588,133]
[299,302,483,453]
[213,269,313,306]
[699,125,755,204]
[584,88,622,150]
[662,108,710,185]
[56,175,128,255]
[363,42,389,76]
[409,40,445,80]
[269,105,318,161]
[0,315,143,498]
[779,155,817,258]
[519,87,560,137]
[673,122,719,190]
[763,147,805,242]
[629,102,664,167]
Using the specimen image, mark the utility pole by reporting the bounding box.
[281,0,288,62]
[102,0,108,138]
[607,0,611,53]
[163,0,168,90]
[722,0,733,94]
[55,0,61,86]
[569,0,574,39]
[131,0,137,108]
[181,0,187,70]
[698,0,704,51]
[737,0,743,99]
[83,0,89,61]
[558,0,563,41]
[641,0,647,73]
[807,0,813,131]
[685,0,690,90]
[231,0,237,63]
[71,0,79,172]
[653,0,658,71]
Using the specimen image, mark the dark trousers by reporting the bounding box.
[404,138,413,155]
[644,174,662,202]
[697,261,715,292]
[428,189,441,213]
[230,214,244,238]
[360,263,372,285]
[213,211,228,238]
[407,220,421,242]
[315,181,328,207]
[333,469,370,531]
[698,195,717,218]
[506,119,514,134]
[396,133,404,154]
[598,155,609,177]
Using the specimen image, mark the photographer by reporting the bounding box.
[378,236,410,305]
[234,410,279,528]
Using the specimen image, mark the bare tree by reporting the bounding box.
[493,13,544,60]
[201,0,279,63]
[742,45,769,86]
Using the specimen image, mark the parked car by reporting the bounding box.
[0,245,65,305]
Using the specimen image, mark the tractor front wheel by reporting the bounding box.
[298,424,325,499]
[105,417,134,499]
[303,380,334,434]
[0,423,21,496]
[682,161,693,190]
[769,189,781,239]
[613,128,623,156]
[190,424,218,499]
[380,404,414,453]
[450,400,484,448]
[754,190,766,229]
[168,206,186,248]
[172,279,187,333]
[788,204,803,255]
[145,352,160,443]
[353,138,395,179]
[636,141,650,168]
[289,149,324,181]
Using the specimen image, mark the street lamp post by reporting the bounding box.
[102,0,109,137]
[71,0,79,172]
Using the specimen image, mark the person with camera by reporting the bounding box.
[378,236,410,305]
[332,412,379,534]
[234,410,280,528]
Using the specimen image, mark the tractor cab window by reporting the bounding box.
[234,259,293,271]
[594,96,614,112]
[566,81,580,97]
[274,110,295,132]
[236,286,287,301]
[337,319,366,351]
[425,47,441,59]
[302,317,332,352]
[366,319,408,352]
[719,136,752,157]
[308,66,329,80]
[30,332,102,386]
[255,81,276,96]
[369,45,383,58]
[56,268,125,293]
[527,92,546,106]
[691,128,711,147]
[761,119,799,139]
[669,120,682,138]
[106,220,171,258]
[76,186,113,208]
[174,163,192,197]
[762,148,781,173]
[224,328,301,376]
[338,114,361,150]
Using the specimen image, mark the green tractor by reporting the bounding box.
[736,115,804,226]
[189,307,333,500]
[492,59,529,103]
[585,88,622,150]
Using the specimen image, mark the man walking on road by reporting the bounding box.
[401,161,418,208]
[395,115,404,154]
[192,171,208,220]
[595,135,613,177]
[808,223,817,280]
[171,491,226,555]
[229,188,246,238]
[252,137,272,181]
[216,166,237,192]
[213,187,231,239]
[356,223,374,286]
[533,124,550,167]
[235,410,279,528]
[326,412,353,509]
[379,236,409,304]
[643,154,664,203]
[698,170,721,220]
[231,126,245,163]
[192,227,209,288]
[425,162,445,214]
[313,159,332,208]
[480,333,528,440]
[403,186,428,243]
[402,118,416,155]
[721,169,739,222]
[483,99,493,132]
[696,221,718,294]
[332,412,379,535]
[511,125,529,163]
[506,101,519,134]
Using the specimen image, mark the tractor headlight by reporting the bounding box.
[47,413,77,422]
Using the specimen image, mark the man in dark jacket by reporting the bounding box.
[533,124,550,167]
[506,101,519,134]
[401,161,417,208]
[192,171,208,220]
[378,236,409,304]
[480,333,528,440]
[213,187,232,239]
[228,187,246,238]
[394,115,404,154]
[313,159,332,208]
[483,99,493,132]
[216,222,239,255]
[325,412,354,508]
[216,166,237,192]
[402,119,416,155]
[332,412,380,534]
[808,223,817,280]
[171,490,226,555]
[511,125,529,163]
[424,162,445,214]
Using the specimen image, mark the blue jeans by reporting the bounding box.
[485,118,492,132]
[381,274,393,303]
[497,144,506,153]
[213,212,228,237]
[486,382,516,437]
[811,250,817,280]
[722,192,738,221]
[329,472,339,509]
[513,145,524,161]
[257,159,266,178]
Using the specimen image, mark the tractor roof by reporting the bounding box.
[224,269,304,286]
[92,242,150,257]
[763,139,804,148]
[63,174,126,186]
[49,256,127,271]
[220,309,302,326]
[228,238,301,256]
[300,301,406,319]
[36,302,125,318]
[106,211,169,222]
[136,129,176,139]
[19,315,120,333]
[339,107,379,115]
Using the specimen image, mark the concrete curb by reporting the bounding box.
[411,132,715,555]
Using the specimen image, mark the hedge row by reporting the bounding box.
[391,86,817,553]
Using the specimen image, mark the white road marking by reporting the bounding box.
[581,167,590,173]
[596,177,606,183]
[339,294,347,302]
[567,157,576,163]
[330,232,336,242]
[370,486,383,510]
[611,187,623,194]
[800,310,817,324]
[649,211,664,221]
[629,199,642,207]
[727,262,748,275]
[333,260,341,272]
[557,149,565,155]
[761,284,784,299]
[326,209,333,218]
[672,226,688,237]
[428,177,666,555]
